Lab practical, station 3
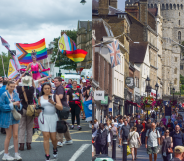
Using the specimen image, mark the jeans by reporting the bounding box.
[70,103,81,125]
[162,153,172,161]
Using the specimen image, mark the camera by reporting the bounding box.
[35,104,44,110]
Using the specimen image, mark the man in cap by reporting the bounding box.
[170,146,184,161]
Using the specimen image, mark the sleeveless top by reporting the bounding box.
[162,136,171,154]
[31,62,39,72]
[40,95,56,115]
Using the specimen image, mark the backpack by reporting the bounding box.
[148,129,158,139]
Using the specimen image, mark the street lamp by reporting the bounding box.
[80,0,86,5]
[145,76,151,120]
[155,83,159,122]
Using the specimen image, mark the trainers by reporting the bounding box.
[14,153,22,160]
[78,126,82,130]
[63,140,73,145]
[118,145,121,148]
[45,154,50,161]
[70,125,74,129]
[2,153,14,161]
[57,142,63,147]
[53,148,58,158]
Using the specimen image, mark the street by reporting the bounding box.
[0,115,91,161]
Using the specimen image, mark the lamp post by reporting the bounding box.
[155,83,159,122]
[145,76,151,121]
[80,0,86,5]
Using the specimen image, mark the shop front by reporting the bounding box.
[112,95,124,117]
[134,87,141,114]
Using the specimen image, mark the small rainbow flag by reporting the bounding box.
[16,39,47,64]
[8,59,19,79]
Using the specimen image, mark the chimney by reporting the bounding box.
[157,3,161,16]
[98,0,109,15]
[125,3,139,19]
[109,0,117,8]
[139,0,148,24]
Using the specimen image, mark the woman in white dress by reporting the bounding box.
[128,127,142,161]
[38,83,63,161]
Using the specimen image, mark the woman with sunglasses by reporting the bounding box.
[38,83,63,161]
[160,129,173,161]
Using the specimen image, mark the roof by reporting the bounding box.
[92,19,114,41]
[109,6,125,15]
[78,21,92,31]
[129,42,148,63]
[148,8,158,17]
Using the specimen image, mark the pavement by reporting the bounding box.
[108,142,163,161]
[0,115,91,161]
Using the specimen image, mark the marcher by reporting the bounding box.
[145,123,160,161]
[0,81,22,160]
[54,77,73,147]
[117,118,124,148]
[160,129,173,161]
[38,83,63,161]
[67,81,84,130]
[128,127,141,160]
[120,120,130,141]
[170,146,184,161]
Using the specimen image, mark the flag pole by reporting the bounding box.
[0,40,6,77]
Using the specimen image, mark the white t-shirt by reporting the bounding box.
[0,83,3,88]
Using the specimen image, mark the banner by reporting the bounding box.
[83,100,92,122]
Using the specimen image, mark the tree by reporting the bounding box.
[51,30,77,70]
[0,52,11,77]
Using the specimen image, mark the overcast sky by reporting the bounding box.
[0,0,92,54]
[118,0,125,11]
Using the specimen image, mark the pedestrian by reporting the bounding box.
[92,123,111,155]
[117,118,124,148]
[120,120,130,142]
[129,117,135,128]
[113,119,118,127]
[128,127,141,160]
[53,77,73,147]
[145,123,160,161]
[160,129,173,161]
[167,118,174,132]
[170,146,184,161]
[38,83,63,161]
[0,81,22,160]
[161,116,167,126]
[136,120,143,137]
[141,120,147,144]
[170,125,184,149]
[16,74,35,151]
[0,79,8,135]
[67,81,84,130]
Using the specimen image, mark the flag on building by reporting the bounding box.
[107,39,121,68]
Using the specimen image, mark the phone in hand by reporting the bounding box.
[48,95,51,100]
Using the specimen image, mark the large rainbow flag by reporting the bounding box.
[58,33,87,63]
[16,38,47,64]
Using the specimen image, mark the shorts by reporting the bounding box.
[147,146,158,154]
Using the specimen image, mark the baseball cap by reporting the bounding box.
[82,79,86,83]
[174,146,184,153]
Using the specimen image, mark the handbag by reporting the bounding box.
[5,92,21,121]
[22,87,39,117]
[127,145,131,155]
[168,148,173,153]
[56,120,67,133]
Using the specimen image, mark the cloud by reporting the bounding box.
[0,0,92,53]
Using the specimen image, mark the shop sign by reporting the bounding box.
[125,77,134,88]
[101,96,108,105]
[145,104,151,111]
[94,91,104,100]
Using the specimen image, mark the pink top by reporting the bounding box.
[31,62,41,80]
[161,118,167,125]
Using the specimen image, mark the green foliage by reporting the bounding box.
[51,30,77,70]
[180,41,184,56]
[0,52,10,77]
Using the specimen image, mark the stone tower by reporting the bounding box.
[126,0,182,94]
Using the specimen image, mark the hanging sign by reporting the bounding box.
[145,104,151,111]
[125,77,134,88]
[94,90,104,100]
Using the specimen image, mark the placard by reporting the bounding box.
[94,90,104,100]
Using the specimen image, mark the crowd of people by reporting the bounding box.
[0,73,92,161]
[92,106,184,161]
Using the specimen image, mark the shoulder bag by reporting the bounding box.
[5,92,21,121]
[22,86,39,117]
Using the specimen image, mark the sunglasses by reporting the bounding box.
[166,131,169,133]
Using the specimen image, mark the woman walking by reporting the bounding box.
[38,83,63,161]
[128,127,141,161]
[0,81,22,160]
[160,129,173,161]
[67,81,84,130]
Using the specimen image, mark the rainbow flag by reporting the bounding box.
[8,59,19,79]
[16,38,47,64]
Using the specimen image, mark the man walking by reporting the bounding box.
[145,123,160,161]
[170,146,184,161]
[54,77,73,147]
[120,120,130,142]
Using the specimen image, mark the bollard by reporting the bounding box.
[112,135,117,160]
[122,140,127,161]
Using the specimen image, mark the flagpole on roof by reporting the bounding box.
[0,39,6,77]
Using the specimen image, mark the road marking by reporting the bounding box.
[0,145,14,156]
[69,144,91,161]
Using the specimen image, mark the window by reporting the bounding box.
[178,31,181,40]
[154,4,157,8]
[170,4,172,9]
[179,12,180,16]
[175,57,177,62]
[181,65,183,70]
[174,68,177,74]
[166,4,168,10]
[177,4,179,10]
[162,4,165,9]
[137,78,139,88]
[174,78,177,85]
[179,20,180,26]
[181,4,183,10]
[174,4,176,9]
[151,4,153,8]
